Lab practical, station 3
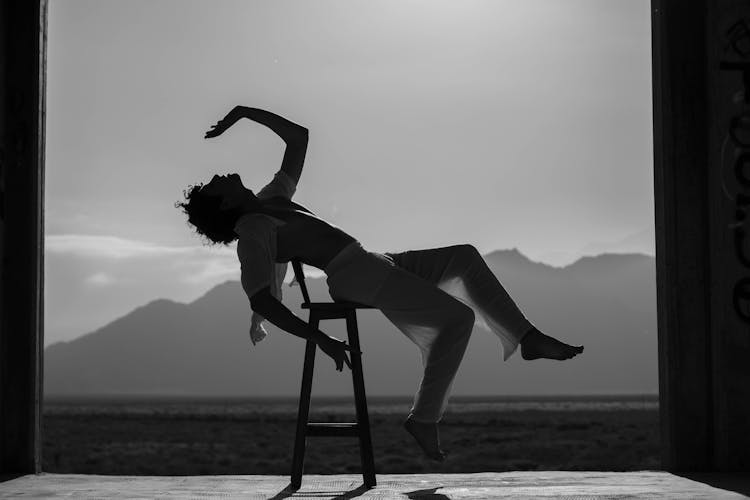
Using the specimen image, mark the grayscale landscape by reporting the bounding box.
[45,249,657,397]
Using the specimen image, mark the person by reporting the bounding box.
[177,106,584,461]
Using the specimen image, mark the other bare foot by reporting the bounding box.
[403,415,447,462]
[521,327,584,361]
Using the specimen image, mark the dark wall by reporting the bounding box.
[653,0,750,471]
[0,0,47,474]
[652,0,712,471]
[706,0,750,472]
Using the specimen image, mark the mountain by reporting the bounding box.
[577,227,655,258]
[44,250,658,397]
[533,227,655,267]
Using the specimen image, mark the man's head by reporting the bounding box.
[177,173,260,244]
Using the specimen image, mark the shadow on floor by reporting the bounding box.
[676,473,750,497]
[406,487,450,499]
[268,483,372,500]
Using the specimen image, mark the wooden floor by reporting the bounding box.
[1,472,749,499]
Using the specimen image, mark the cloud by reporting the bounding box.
[46,233,241,291]
[45,233,325,285]
[179,255,239,285]
[85,272,116,286]
[45,234,235,260]
[45,234,244,344]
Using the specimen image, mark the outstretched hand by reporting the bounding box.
[317,334,359,372]
[204,106,243,139]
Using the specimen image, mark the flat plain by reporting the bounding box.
[43,395,660,475]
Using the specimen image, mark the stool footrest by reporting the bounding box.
[306,422,360,437]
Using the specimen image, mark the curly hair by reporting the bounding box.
[176,184,244,245]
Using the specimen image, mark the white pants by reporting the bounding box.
[325,241,535,423]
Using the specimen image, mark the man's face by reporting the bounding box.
[203,173,241,193]
[202,173,250,209]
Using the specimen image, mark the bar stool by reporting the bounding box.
[289,260,377,488]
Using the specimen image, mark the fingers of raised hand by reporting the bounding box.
[204,121,226,138]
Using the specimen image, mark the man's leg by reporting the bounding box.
[372,267,475,461]
[327,251,475,459]
[386,244,583,361]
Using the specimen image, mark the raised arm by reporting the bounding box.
[205,106,309,184]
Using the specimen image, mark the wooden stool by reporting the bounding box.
[289,261,377,488]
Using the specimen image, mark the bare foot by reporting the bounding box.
[403,415,447,462]
[521,327,584,361]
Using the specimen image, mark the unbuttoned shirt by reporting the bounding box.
[233,171,298,345]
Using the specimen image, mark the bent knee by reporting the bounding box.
[434,303,474,352]
[448,302,475,333]
[452,244,481,264]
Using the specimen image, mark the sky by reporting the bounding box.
[44,0,654,345]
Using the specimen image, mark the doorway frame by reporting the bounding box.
[2,0,748,473]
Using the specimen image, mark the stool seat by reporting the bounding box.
[300,301,375,311]
[289,261,377,489]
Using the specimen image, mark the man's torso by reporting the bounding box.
[259,198,357,270]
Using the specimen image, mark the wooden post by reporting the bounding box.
[652,0,712,471]
[653,0,750,471]
[706,0,750,472]
[0,0,47,474]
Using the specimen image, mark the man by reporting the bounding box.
[178,106,584,461]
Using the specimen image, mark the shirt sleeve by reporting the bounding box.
[235,215,277,299]
[256,170,297,201]
[234,214,289,346]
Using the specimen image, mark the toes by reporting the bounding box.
[566,349,581,359]
[404,419,445,460]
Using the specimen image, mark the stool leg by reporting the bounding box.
[291,311,319,488]
[346,311,377,487]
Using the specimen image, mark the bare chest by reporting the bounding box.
[272,212,355,268]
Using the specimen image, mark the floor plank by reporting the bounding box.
[1,471,747,499]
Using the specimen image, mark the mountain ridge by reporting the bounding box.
[45,248,658,397]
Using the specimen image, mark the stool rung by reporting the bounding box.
[306,422,359,437]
